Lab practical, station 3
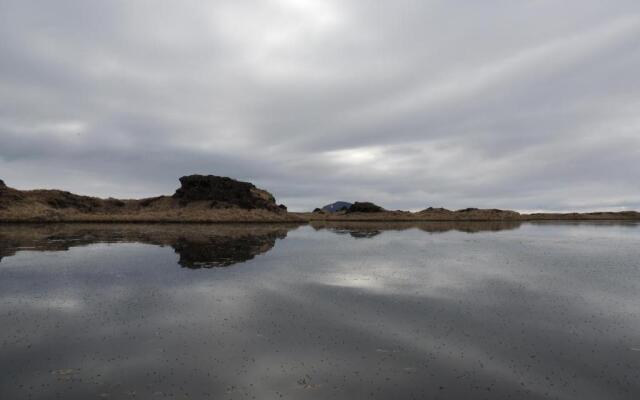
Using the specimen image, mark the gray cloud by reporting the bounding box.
[1,0,639,211]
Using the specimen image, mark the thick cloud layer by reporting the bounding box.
[1,0,638,211]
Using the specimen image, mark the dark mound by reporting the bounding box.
[347,202,384,213]
[46,191,101,212]
[420,207,452,213]
[173,174,279,211]
[0,179,5,189]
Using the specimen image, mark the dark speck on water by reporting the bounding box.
[1,221,639,399]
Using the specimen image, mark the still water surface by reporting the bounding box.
[1,222,639,399]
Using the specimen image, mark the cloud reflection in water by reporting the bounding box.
[0,222,639,399]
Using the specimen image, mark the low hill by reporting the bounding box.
[523,211,640,220]
[0,175,301,222]
[298,206,521,221]
[321,201,353,212]
[296,206,639,222]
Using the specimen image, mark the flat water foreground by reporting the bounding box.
[1,222,639,399]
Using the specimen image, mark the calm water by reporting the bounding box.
[1,222,639,399]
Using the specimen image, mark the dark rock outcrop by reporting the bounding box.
[0,179,5,189]
[173,175,280,211]
[347,202,384,213]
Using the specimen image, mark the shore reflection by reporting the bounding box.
[0,222,639,399]
[311,220,523,238]
[0,223,301,268]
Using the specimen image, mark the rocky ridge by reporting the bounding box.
[0,175,299,222]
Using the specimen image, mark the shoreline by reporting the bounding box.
[1,216,639,224]
[2,176,638,224]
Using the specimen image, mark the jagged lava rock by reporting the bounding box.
[173,175,280,211]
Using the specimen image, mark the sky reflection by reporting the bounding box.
[1,222,639,399]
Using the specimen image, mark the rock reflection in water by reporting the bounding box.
[1,222,640,399]
[0,223,299,268]
[311,220,522,238]
[172,233,286,268]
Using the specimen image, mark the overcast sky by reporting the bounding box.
[1,0,639,212]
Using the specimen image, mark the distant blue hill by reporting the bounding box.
[322,201,353,212]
